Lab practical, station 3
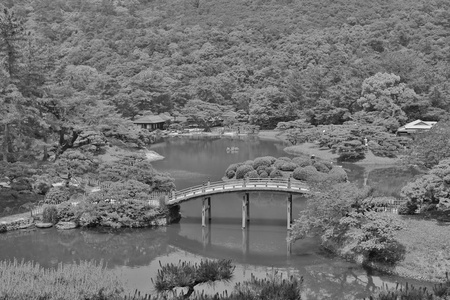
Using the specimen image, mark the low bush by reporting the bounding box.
[321,161,334,170]
[278,157,291,162]
[313,162,329,173]
[398,201,418,215]
[292,157,311,167]
[269,169,283,178]
[327,167,348,183]
[226,170,235,179]
[0,224,6,233]
[279,162,298,171]
[225,163,242,178]
[44,186,71,204]
[236,165,255,179]
[253,157,275,169]
[247,170,259,178]
[42,205,59,224]
[292,166,318,181]
[259,171,269,178]
[418,203,438,214]
[58,199,164,228]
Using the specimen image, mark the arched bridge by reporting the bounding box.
[166,178,309,206]
[165,178,309,230]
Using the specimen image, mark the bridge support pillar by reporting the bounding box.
[202,197,211,227]
[242,193,249,228]
[208,197,211,220]
[287,194,293,230]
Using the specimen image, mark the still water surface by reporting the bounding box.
[0,136,425,299]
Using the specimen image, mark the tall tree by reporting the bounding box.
[0,8,24,82]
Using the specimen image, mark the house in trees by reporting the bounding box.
[396,120,437,135]
[133,115,167,130]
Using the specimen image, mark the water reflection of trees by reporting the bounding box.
[367,166,422,197]
[0,228,169,269]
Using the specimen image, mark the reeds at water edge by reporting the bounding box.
[0,259,124,300]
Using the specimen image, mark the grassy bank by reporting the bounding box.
[390,215,450,282]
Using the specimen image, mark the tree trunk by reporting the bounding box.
[2,124,9,162]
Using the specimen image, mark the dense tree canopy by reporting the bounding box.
[0,0,449,162]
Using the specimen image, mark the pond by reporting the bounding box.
[0,136,428,299]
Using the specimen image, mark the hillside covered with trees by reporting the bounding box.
[1,0,450,162]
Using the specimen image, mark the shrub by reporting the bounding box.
[292,166,318,181]
[247,170,259,178]
[226,170,235,179]
[274,159,286,169]
[0,224,6,233]
[44,186,71,204]
[398,201,418,215]
[292,157,311,167]
[235,165,255,179]
[328,167,348,182]
[265,166,275,175]
[418,203,438,214]
[313,162,330,173]
[244,160,254,165]
[278,157,291,162]
[43,205,59,224]
[321,161,334,170]
[279,162,298,171]
[260,171,269,178]
[270,169,283,178]
[253,156,275,169]
[225,163,242,175]
[256,165,267,174]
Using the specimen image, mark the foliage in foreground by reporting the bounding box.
[0,260,123,300]
[367,273,450,300]
[401,158,450,211]
[153,259,234,299]
[290,182,405,265]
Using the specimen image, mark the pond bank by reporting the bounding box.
[284,142,400,165]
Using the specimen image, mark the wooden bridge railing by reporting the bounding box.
[166,178,308,205]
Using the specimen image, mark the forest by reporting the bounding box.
[1,0,450,163]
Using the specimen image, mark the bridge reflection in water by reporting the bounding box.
[198,221,294,256]
[166,178,309,230]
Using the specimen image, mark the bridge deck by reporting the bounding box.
[166,178,309,205]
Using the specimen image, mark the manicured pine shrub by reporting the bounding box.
[292,166,318,181]
[292,157,311,167]
[259,171,269,178]
[278,157,291,162]
[225,163,242,178]
[256,165,268,174]
[226,170,235,179]
[328,167,348,182]
[253,157,275,169]
[279,162,298,171]
[265,166,275,175]
[314,162,330,173]
[43,205,59,224]
[270,169,283,178]
[247,170,259,178]
[235,165,255,179]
